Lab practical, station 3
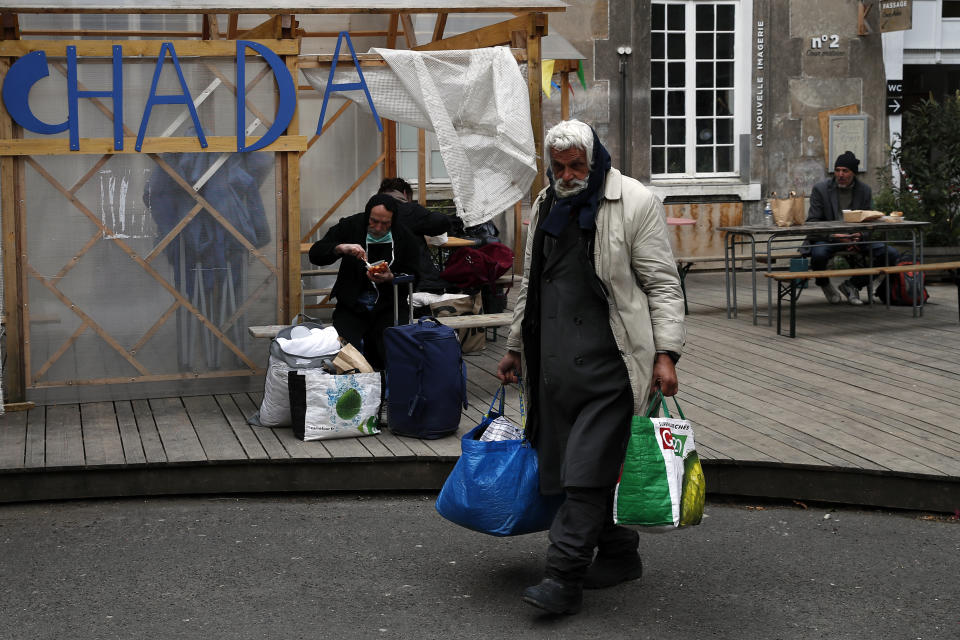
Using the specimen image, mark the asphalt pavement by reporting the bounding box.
[0,493,956,640]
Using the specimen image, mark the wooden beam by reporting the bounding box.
[400,14,418,48]
[432,12,448,42]
[417,128,427,205]
[384,119,398,178]
[414,13,532,51]
[387,13,399,48]
[239,15,283,40]
[0,135,307,156]
[0,39,300,57]
[1,11,20,40]
[284,54,302,323]
[228,14,239,39]
[0,58,23,401]
[526,13,546,198]
[202,14,221,40]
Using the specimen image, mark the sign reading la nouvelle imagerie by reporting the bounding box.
[0,33,381,153]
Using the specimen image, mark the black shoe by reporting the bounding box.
[521,577,583,615]
[583,553,642,589]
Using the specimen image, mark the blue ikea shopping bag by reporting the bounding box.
[435,384,563,536]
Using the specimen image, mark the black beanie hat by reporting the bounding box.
[834,150,860,173]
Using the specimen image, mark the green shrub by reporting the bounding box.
[876,92,960,247]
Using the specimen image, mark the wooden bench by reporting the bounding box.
[248,312,514,341]
[765,267,883,337]
[765,262,960,338]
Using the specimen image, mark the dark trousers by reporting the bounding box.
[545,486,639,583]
[809,241,899,288]
[332,305,402,370]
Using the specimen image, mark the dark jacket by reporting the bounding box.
[807,176,873,222]
[309,211,421,313]
[395,201,452,293]
[804,176,873,244]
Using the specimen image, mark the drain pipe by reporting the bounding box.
[617,46,633,172]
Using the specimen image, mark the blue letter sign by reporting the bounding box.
[236,40,296,152]
[1,50,69,136]
[136,42,206,152]
[317,31,382,135]
[67,45,124,150]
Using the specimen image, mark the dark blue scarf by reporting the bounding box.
[540,128,611,237]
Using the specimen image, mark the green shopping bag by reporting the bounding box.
[613,392,706,528]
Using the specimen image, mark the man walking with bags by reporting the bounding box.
[496,120,686,614]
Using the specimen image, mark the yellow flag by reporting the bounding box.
[541,59,556,98]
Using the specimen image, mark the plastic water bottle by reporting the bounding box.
[763,199,774,227]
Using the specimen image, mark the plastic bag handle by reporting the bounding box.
[655,392,687,421]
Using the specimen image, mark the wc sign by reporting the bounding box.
[887,80,903,115]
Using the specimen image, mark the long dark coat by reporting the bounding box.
[522,200,633,495]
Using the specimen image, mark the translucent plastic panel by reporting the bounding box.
[25,148,280,391]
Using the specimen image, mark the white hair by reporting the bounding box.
[544,119,594,167]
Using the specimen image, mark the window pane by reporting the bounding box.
[696,118,713,143]
[399,152,417,180]
[696,34,713,59]
[668,33,685,59]
[696,146,714,172]
[651,119,665,146]
[651,33,664,59]
[717,5,735,30]
[716,89,733,116]
[667,147,685,173]
[696,90,713,116]
[430,151,448,179]
[667,3,685,30]
[716,61,733,87]
[696,61,713,87]
[667,62,685,87]
[667,119,685,144]
[651,90,665,116]
[652,2,665,29]
[652,61,665,87]
[717,33,735,59]
[667,91,685,115]
[717,146,734,172]
[398,124,417,148]
[652,147,665,174]
[696,4,713,31]
[717,118,734,144]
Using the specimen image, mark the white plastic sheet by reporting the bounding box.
[303,47,537,227]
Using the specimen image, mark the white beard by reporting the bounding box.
[554,177,588,198]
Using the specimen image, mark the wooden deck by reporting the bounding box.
[1,271,959,512]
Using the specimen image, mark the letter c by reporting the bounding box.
[2,50,69,134]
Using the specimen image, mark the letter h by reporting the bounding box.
[67,45,123,151]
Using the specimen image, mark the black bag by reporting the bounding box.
[382,317,467,439]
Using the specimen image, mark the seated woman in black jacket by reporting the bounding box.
[309,194,421,369]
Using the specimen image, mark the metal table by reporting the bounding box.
[718,220,929,325]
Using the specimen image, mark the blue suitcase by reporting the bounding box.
[383,316,467,439]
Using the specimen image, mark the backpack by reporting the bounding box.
[439,242,513,290]
[877,260,929,306]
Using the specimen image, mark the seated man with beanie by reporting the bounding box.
[805,150,899,305]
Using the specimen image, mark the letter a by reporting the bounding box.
[136,42,206,152]
[316,31,382,135]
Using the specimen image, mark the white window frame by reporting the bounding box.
[650,0,752,181]
[396,123,450,186]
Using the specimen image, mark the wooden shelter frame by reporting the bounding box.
[0,1,565,402]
